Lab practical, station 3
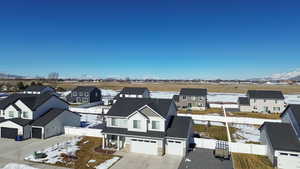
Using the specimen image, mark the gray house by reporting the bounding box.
[238,90,285,113]
[173,88,207,110]
[102,98,193,157]
[67,86,102,104]
[111,87,150,104]
[259,104,300,169]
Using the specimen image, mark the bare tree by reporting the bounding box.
[48,72,59,80]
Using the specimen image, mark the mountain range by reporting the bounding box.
[250,69,300,81]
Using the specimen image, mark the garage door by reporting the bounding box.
[0,127,18,139]
[32,127,42,139]
[278,153,300,169]
[166,140,185,156]
[131,139,158,155]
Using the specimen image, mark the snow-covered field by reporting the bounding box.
[231,123,260,143]
[25,137,82,164]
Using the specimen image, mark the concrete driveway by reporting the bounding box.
[0,136,72,169]
[178,148,233,169]
[111,152,182,169]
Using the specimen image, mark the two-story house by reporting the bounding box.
[110,87,150,104]
[259,104,300,169]
[23,85,55,95]
[67,86,102,104]
[173,88,207,110]
[238,90,285,113]
[0,92,80,140]
[102,98,193,156]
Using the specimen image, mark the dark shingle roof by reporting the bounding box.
[247,90,284,99]
[1,118,32,126]
[102,127,165,138]
[0,117,5,123]
[72,86,99,92]
[180,88,207,96]
[238,97,250,105]
[107,98,173,118]
[31,108,79,126]
[280,104,300,123]
[120,87,149,95]
[259,122,300,152]
[0,93,55,110]
[166,116,192,138]
[24,85,53,92]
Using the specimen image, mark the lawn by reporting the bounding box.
[179,108,223,115]
[193,124,237,141]
[227,112,281,119]
[25,137,120,169]
[232,153,274,169]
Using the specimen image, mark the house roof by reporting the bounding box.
[166,116,192,138]
[1,118,32,127]
[107,98,173,118]
[180,88,207,96]
[31,108,79,127]
[238,97,250,105]
[24,85,53,92]
[247,90,284,99]
[0,117,4,123]
[259,122,300,152]
[0,92,56,111]
[120,87,149,95]
[280,104,300,123]
[72,86,99,92]
[102,127,165,139]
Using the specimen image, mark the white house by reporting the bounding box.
[102,98,193,157]
[0,92,80,140]
[238,90,285,113]
[259,104,300,169]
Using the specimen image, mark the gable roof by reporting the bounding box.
[72,86,99,92]
[166,116,192,138]
[24,85,54,92]
[31,108,79,126]
[280,104,300,123]
[107,98,173,118]
[247,90,284,99]
[120,87,149,95]
[180,88,207,96]
[0,92,57,111]
[1,118,32,127]
[259,122,300,152]
[0,117,4,123]
[238,97,250,105]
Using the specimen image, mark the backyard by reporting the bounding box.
[232,153,274,169]
[193,124,237,141]
[178,108,224,115]
[227,111,281,119]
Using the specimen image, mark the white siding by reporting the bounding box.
[128,112,148,132]
[249,98,285,113]
[15,100,33,119]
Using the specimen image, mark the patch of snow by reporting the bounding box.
[25,137,82,164]
[194,120,225,126]
[231,124,260,143]
[88,159,96,163]
[1,163,39,169]
[96,157,120,169]
[185,158,191,162]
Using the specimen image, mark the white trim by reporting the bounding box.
[138,105,165,119]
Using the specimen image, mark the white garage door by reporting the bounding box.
[131,139,158,155]
[166,140,185,156]
[278,153,300,169]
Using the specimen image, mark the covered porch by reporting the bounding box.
[102,134,126,151]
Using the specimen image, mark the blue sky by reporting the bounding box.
[0,0,299,79]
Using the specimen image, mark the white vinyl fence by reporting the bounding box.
[179,114,281,125]
[194,138,268,156]
[69,105,110,114]
[64,126,103,138]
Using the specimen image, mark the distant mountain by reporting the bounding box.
[0,73,26,79]
[250,69,300,81]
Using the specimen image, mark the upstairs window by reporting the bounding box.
[133,120,141,129]
[85,92,89,96]
[152,121,160,130]
[111,118,118,126]
[73,92,77,96]
[79,92,83,96]
[23,111,29,118]
[9,111,14,118]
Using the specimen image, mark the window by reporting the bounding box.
[23,111,29,118]
[9,111,14,118]
[183,96,186,100]
[79,92,83,96]
[273,107,280,111]
[73,92,77,96]
[290,154,299,157]
[280,153,288,156]
[111,118,118,126]
[133,120,141,129]
[82,98,88,103]
[85,92,89,96]
[152,121,160,130]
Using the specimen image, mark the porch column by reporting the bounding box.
[102,134,105,149]
[117,135,120,150]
